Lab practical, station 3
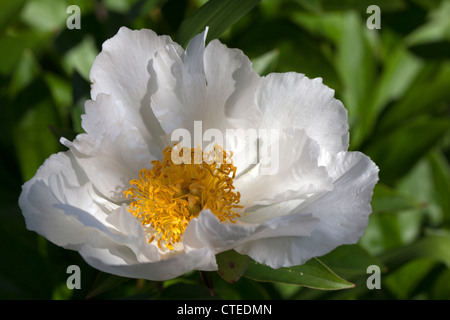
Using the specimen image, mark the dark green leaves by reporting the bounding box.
[175,0,261,47]
[381,230,450,271]
[245,258,354,290]
[86,273,131,299]
[366,116,450,184]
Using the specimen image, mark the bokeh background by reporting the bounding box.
[1,0,450,300]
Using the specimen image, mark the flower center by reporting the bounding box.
[124,144,242,250]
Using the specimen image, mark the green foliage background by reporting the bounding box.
[1,0,450,300]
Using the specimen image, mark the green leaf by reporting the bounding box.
[8,49,41,99]
[0,0,26,31]
[359,211,407,256]
[405,0,450,59]
[396,155,444,226]
[405,1,450,46]
[431,269,450,299]
[20,0,69,31]
[366,116,450,184]
[319,244,386,278]
[175,0,261,47]
[371,183,425,214]
[216,250,250,284]
[43,72,73,128]
[62,35,98,81]
[379,231,450,271]
[86,272,131,299]
[428,150,450,226]
[0,30,51,75]
[356,44,423,148]
[244,258,354,290]
[289,10,344,44]
[377,62,450,133]
[384,259,437,299]
[333,11,376,147]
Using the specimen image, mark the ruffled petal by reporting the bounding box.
[79,244,217,281]
[234,152,379,268]
[183,210,319,254]
[90,27,182,150]
[19,152,153,259]
[62,94,154,202]
[234,128,333,209]
[19,150,218,281]
[257,72,349,154]
[19,151,113,249]
[150,30,261,138]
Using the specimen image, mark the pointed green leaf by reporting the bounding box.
[366,116,450,184]
[216,250,250,284]
[428,150,450,226]
[356,44,423,147]
[86,272,131,299]
[175,0,261,47]
[378,63,450,133]
[334,11,376,147]
[371,183,425,214]
[405,1,450,46]
[380,231,450,271]
[244,258,354,290]
[319,244,386,278]
[8,50,41,99]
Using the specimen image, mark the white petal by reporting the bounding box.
[62,94,154,202]
[257,72,349,154]
[235,128,333,209]
[19,151,218,281]
[150,32,260,137]
[234,152,379,268]
[183,210,319,254]
[90,27,182,149]
[79,244,217,281]
[19,152,111,249]
[19,151,153,256]
[203,40,261,130]
[239,198,305,224]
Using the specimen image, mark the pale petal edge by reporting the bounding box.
[234,152,379,268]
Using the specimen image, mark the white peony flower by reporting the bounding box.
[19,27,379,281]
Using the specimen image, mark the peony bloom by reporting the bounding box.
[19,27,379,281]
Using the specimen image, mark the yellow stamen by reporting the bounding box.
[124,144,242,250]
